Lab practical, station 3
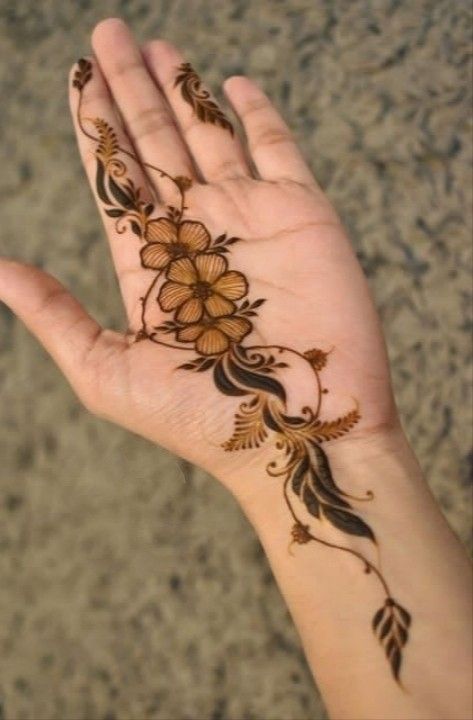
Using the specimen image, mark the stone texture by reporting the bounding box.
[0,1,471,719]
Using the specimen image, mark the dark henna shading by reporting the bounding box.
[174,62,234,136]
[73,60,411,684]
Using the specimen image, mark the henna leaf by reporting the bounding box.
[289,442,375,541]
[178,356,216,372]
[197,358,217,372]
[109,175,135,209]
[310,408,361,443]
[72,58,93,91]
[93,118,119,164]
[222,395,268,451]
[213,359,248,397]
[250,298,266,308]
[105,208,125,218]
[227,357,286,403]
[174,62,234,136]
[130,221,142,237]
[95,159,111,205]
[322,506,375,542]
[372,599,411,681]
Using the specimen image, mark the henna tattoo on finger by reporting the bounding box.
[74,60,411,684]
[174,62,234,136]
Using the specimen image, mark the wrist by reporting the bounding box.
[220,420,425,526]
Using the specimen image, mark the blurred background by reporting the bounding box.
[0,1,471,719]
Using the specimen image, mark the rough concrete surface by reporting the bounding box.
[0,1,471,719]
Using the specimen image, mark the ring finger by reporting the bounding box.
[142,38,252,183]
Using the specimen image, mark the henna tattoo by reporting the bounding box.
[74,60,412,683]
[174,62,234,136]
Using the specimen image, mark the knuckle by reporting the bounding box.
[33,287,69,319]
[251,127,293,152]
[130,106,176,141]
[109,59,144,80]
[240,98,270,121]
[78,89,110,110]
[210,158,245,181]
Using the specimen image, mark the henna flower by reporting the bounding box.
[158,254,248,324]
[291,522,312,544]
[177,315,252,355]
[140,218,210,269]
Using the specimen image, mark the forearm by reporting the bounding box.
[226,427,472,720]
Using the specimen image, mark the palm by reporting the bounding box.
[0,21,395,486]
[96,176,393,477]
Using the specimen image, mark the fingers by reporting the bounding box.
[142,39,251,183]
[0,259,125,412]
[224,76,317,187]
[69,56,156,327]
[91,18,196,183]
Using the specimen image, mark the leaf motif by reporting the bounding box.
[250,298,266,309]
[174,62,234,136]
[109,175,135,209]
[104,208,124,218]
[196,358,217,372]
[222,395,269,451]
[93,118,119,164]
[372,599,411,682]
[323,506,376,542]
[72,58,93,91]
[95,159,111,205]
[309,408,361,443]
[130,220,142,237]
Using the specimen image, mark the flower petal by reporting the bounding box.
[176,297,204,324]
[140,243,170,269]
[204,294,235,317]
[158,281,193,311]
[215,316,252,341]
[196,328,229,355]
[167,257,198,285]
[212,271,248,300]
[177,324,204,342]
[145,218,177,244]
[178,221,210,252]
[195,253,227,283]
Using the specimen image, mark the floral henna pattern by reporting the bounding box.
[74,59,411,683]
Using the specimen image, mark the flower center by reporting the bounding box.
[192,281,212,299]
[168,242,187,258]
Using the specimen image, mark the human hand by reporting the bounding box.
[0,16,432,687]
[0,19,397,491]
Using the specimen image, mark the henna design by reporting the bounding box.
[74,60,411,683]
[174,62,234,136]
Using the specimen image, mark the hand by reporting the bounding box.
[0,19,397,496]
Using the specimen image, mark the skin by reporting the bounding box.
[0,18,471,720]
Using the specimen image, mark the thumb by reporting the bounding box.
[0,258,125,412]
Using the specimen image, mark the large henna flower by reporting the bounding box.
[158,254,248,323]
[177,315,252,355]
[140,218,210,269]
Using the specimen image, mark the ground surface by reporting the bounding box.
[0,1,471,719]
